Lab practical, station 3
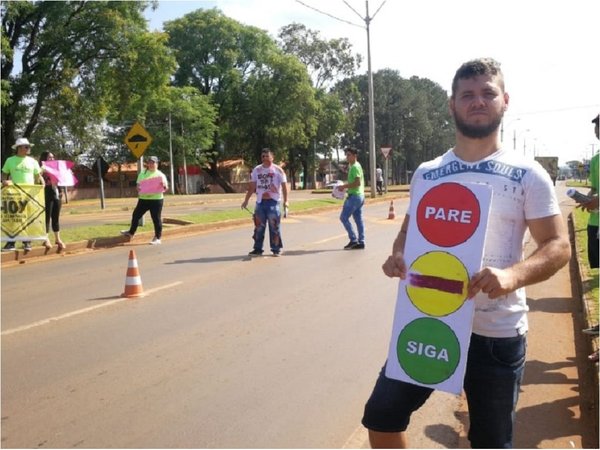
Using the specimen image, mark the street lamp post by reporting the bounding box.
[365,1,376,198]
[342,0,386,199]
[168,112,175,195]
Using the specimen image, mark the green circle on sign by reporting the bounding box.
[397,318,460,385]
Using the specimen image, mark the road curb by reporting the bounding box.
[568,212,599,426]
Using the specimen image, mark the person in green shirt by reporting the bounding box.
[1,137,45,252]
[338,146,365,250]
[582,114,599,269]
[120,156,169,245]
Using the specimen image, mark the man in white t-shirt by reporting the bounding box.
[361,58,571,449]
[241,148,289,257]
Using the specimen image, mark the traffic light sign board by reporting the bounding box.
[385,180,492,394]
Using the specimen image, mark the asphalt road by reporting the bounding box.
[1,186,596,448]
[2,198,469,448]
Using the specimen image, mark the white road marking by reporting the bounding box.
[1,281,182,336]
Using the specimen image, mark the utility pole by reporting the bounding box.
[365,1,376,198]
[168,112,175,195]
[343,0,386,198]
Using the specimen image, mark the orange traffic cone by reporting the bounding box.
[121,250,145,298]
[388,200,396,220]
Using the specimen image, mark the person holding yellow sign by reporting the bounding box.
[1,138,45,252]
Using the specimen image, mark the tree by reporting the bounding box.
[1,0,175,164]
[333,69,453,184]
[277,22,361,90]
[165,8,319,191]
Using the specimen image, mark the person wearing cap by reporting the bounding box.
[579,114,599,363]
[580,114,599,268]
[338,146,365,249]
[120,156,169,245]
[1,137,45,252]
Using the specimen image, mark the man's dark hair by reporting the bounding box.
[261,148,273,155]
[451,58,504,97]
[344,147,358,155]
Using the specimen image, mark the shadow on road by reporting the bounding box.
[424,423,462,448]
[515,394,583,448]
[522,359,578,386]
[166,248,343,264]
[528,295,577,314]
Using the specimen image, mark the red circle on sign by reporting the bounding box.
[416,182,480,247]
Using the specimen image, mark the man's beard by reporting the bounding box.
[453,111,503,139]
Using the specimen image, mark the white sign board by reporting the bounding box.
[385,180,492,394]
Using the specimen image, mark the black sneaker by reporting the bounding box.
[351,242,365,249]
[248,249,263,256]
[272,251,281,257]
[344,241,358,250]
[2,242,16,252]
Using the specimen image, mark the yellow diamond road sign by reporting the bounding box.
[125,121,153,158]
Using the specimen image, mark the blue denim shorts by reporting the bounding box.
[362,333,527,449]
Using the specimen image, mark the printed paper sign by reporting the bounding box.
[385,180,492,394]
[1,184,47,241]
[138,177,165,194]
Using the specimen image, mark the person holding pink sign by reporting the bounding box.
[120,156,168,245]
[39,151,66,252]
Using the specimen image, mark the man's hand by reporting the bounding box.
[580,195,599,212]
[241,200,248,209]
[468,267,518,299]
[382,251,408,279]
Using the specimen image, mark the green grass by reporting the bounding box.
[566,180,592,188]
[572,207,599,320]
[55,198,342,245]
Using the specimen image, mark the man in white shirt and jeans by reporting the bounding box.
[361,58,571,449]
[241,148,289,257]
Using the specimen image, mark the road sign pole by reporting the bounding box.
[137,156,144,227]
[97,159,105,210]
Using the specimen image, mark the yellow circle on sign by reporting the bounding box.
[406,251,469,317]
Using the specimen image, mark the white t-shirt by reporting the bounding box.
[251,163,287,203]
[410,148,560,338]
[376,167,383,182]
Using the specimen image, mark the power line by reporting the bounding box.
[294,0,363,28]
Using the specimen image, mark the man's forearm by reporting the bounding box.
[392,216,410,254]
[508,235,571,290]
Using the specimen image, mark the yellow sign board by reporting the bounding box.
[1,184,46,240]
[124,121,153,158]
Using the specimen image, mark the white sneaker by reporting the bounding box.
[149,237,161,245]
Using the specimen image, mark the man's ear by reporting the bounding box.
[448,97,455,115]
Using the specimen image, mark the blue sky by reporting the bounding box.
[146,0,600,165]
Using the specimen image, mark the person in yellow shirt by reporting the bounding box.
[120,156,169,245]
[1,138,45,252]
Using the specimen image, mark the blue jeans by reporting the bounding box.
[340,194,364,244]
[253,199,283,253]
[362,333,526,449]
[463,333,527,448]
